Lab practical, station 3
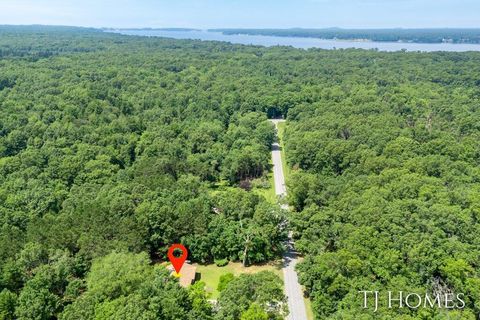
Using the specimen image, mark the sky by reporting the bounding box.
[0,0,479,29]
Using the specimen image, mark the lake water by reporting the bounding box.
[110,29,480,52]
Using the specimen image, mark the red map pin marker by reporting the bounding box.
[167,244,188,275]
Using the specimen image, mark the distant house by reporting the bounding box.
[167,263,197,287]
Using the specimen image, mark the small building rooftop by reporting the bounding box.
[167,262,197,287]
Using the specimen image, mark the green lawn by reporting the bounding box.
[210,176,277,205]
[252,170,277,204]
[304,296,315,320]
[195,261,283,299]
[253,121,291,205]
[276,121,291,182]
[195,261,315,318]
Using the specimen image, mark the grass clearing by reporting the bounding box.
[210,176,277,204]
[304,296,315,320]
[195,261,283,299]
[252,169,277,204]
[276,121,291,181]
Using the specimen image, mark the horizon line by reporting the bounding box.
[2,24,480,30]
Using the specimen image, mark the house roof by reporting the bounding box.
[167,263,197,287]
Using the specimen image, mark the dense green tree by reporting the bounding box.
[240,303,269,320]
[0,289,16,320]
[61,252,213,320]
[216,271,287,320]
[217,273,235,292]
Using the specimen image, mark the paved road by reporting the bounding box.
[270,119,308,320]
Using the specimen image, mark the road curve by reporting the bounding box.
[270,119,308,320]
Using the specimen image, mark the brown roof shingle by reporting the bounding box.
[167,263,197,287]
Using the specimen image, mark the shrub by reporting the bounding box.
[214,258,229,267]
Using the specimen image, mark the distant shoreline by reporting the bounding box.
[2,25,479,44]
[103,27,201,32]
[209,28,480,44]
[109,29,480,52]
